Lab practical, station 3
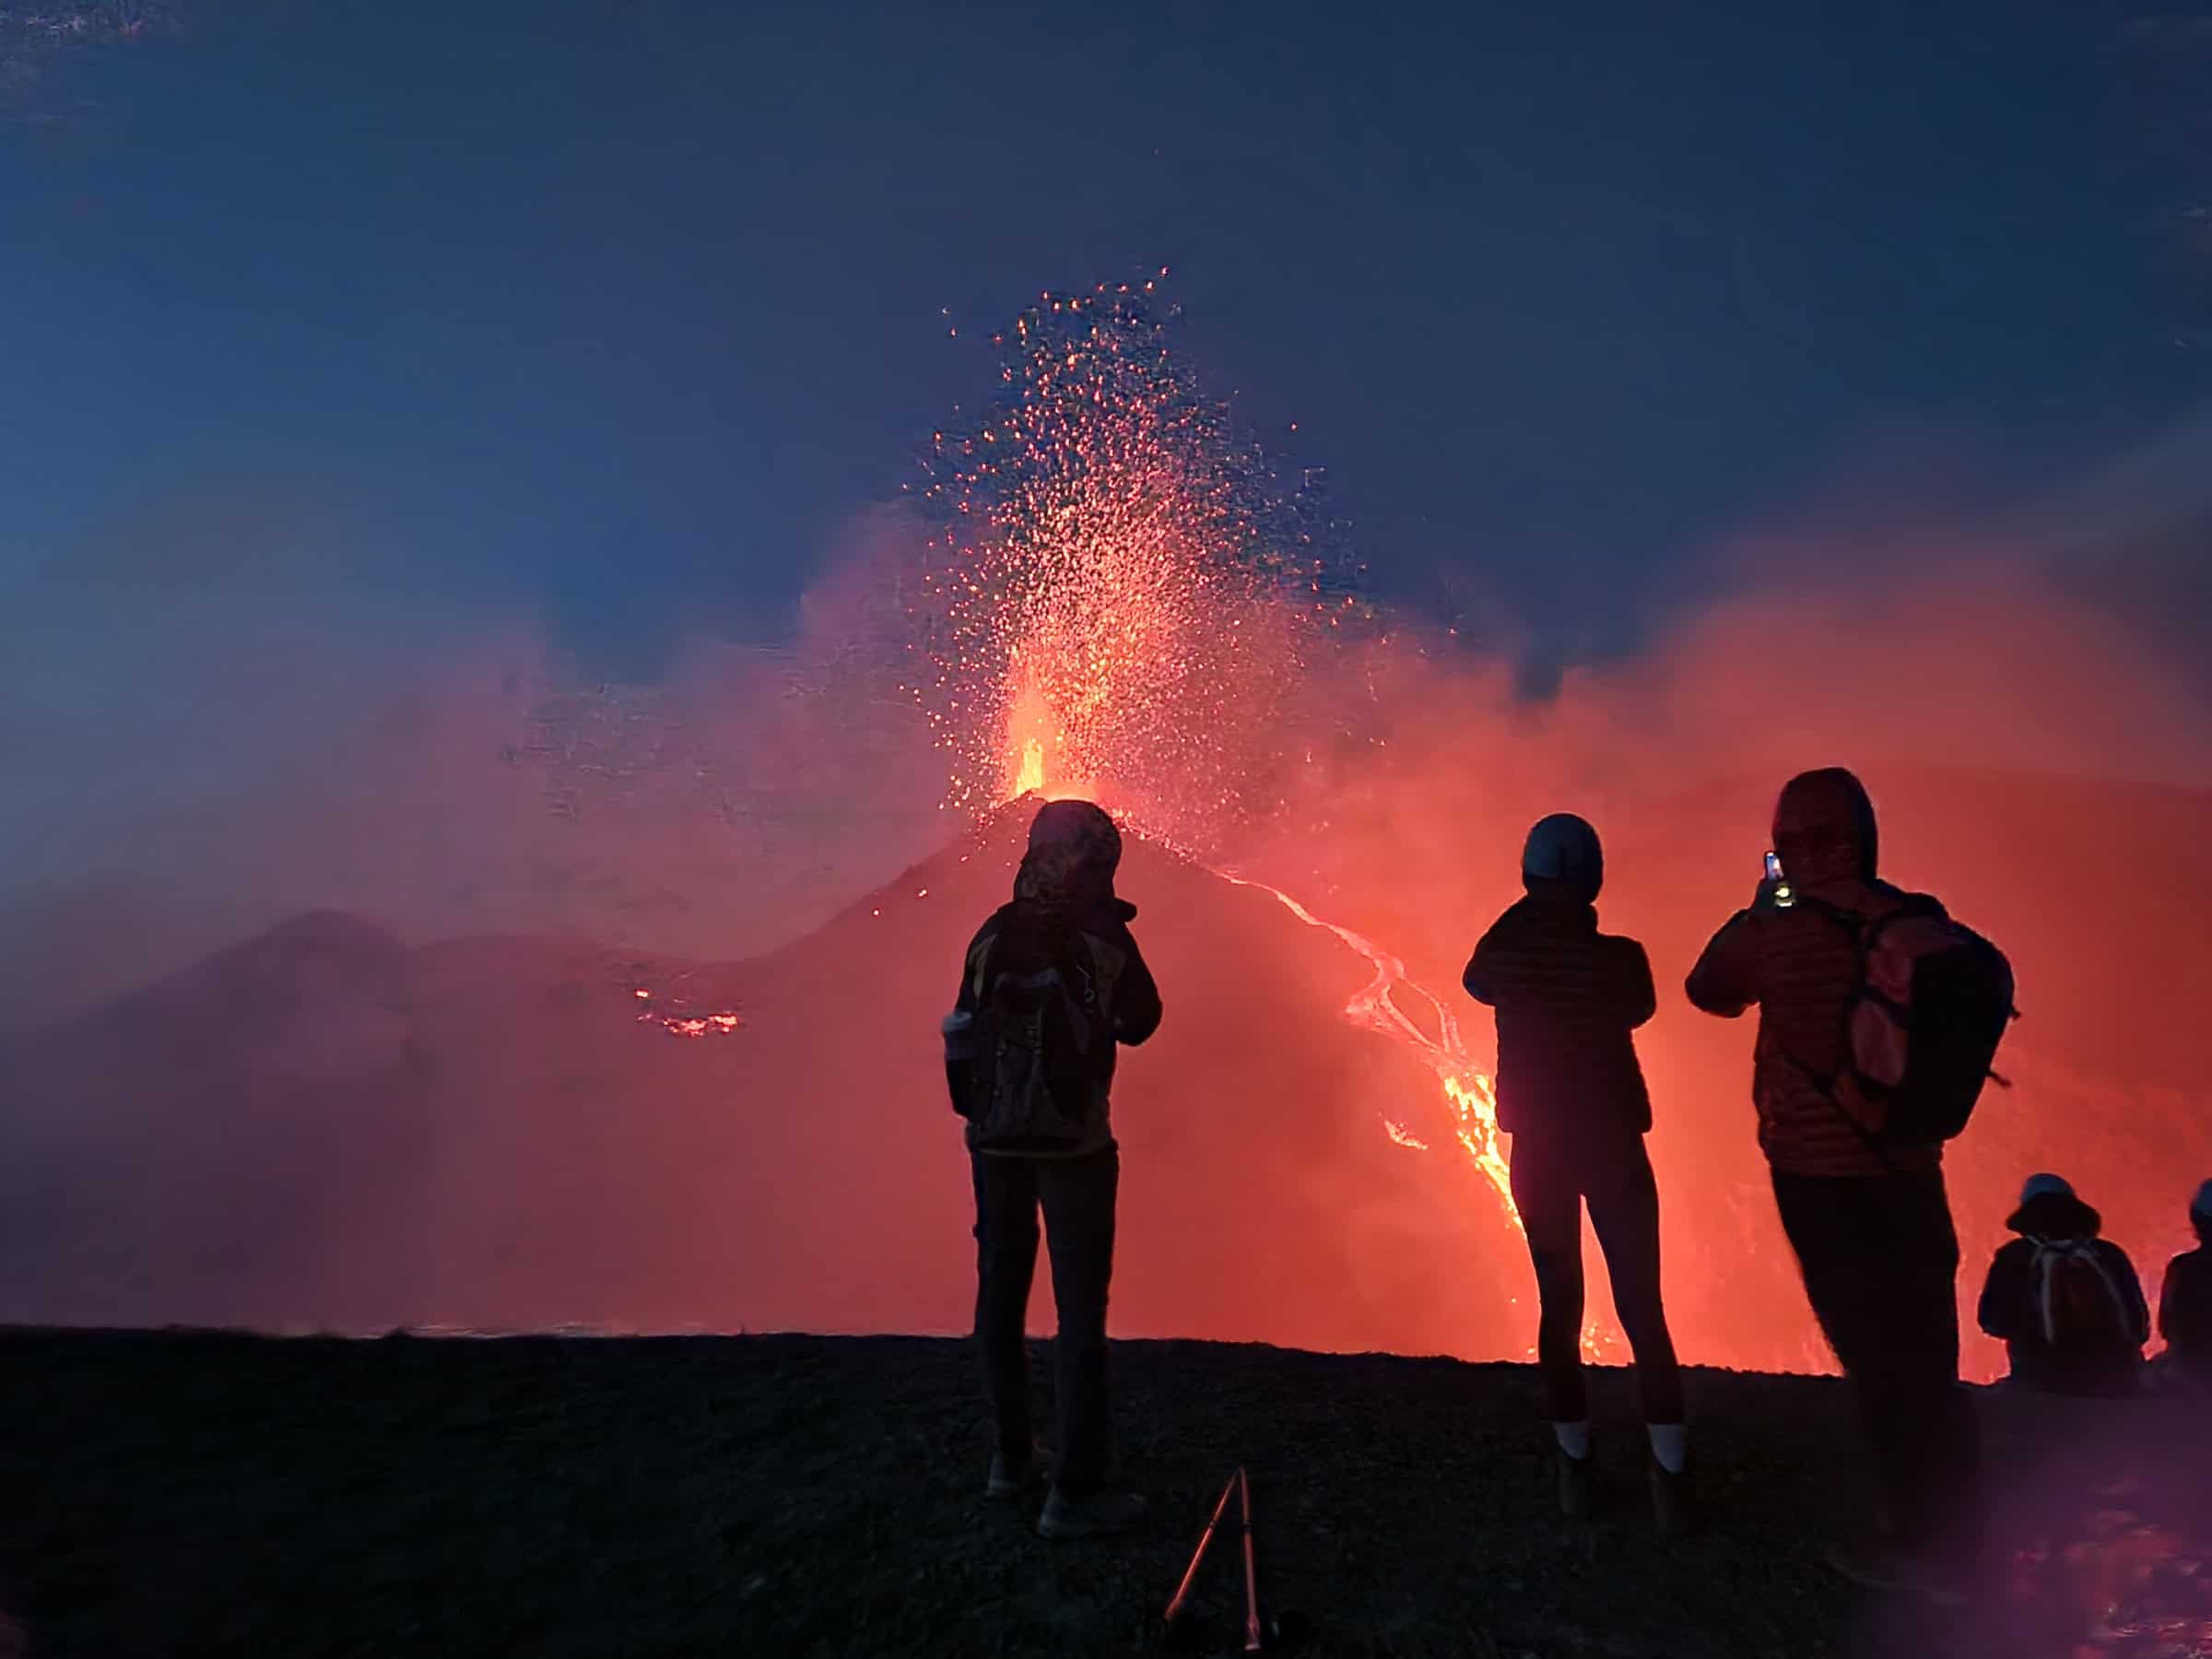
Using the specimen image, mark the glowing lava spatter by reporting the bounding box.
[906,275,1363,847]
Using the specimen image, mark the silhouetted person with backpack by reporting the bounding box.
[943,798,1161,1538]
[1688,768,2013,1601]
[1977,1173,2148,1397]
[2158,1179,2212,1389]
[1465,814,1689,1535]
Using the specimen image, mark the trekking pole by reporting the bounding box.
[1164,1470,1241,1631]
[1240,1465,1264,1653]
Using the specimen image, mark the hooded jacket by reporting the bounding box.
[1977,1186,2148,1395]
[2159,1199,2212,1376]
[951,801,1161,1158]
[1685,769,1944,1178]
[1464,825,1656,1150]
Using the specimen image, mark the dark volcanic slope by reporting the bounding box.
[0,1330,2202,1659]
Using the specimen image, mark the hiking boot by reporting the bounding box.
[1556,1450,1594,1522]
[1824,1540,1969,1607]
[1037,1486,1147,1539]
[1649,1458,1694,1537]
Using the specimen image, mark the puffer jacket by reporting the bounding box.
[1464,893,1655,1148]
[1686,769,1942,1178]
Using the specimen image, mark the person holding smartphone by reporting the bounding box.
[1687,769,1982,1601]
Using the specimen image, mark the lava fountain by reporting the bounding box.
[904,274,1362,847]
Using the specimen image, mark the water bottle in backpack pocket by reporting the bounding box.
[941,1010,978,1116]
[955,918,1103,1153]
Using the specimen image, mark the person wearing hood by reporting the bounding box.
[1977,1174,2149,1397]
[945,799,1161,1539]
[1465,814,1688,1533]
[1687,769,1981,1596]
[2158,1180,2212,1386]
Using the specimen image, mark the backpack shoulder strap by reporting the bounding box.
[966,930,998,1004]
[1792,892,1867,935]
[2032,1236,2130,1345]
[1800,888,1940,937]
[2031,1236,2077,1345]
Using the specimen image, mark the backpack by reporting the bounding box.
[1801,897,2018,1147]
[955,914,1104,1153]
[2030,1238,2132,1350]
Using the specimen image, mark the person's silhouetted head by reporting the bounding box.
[2007,1171,2100,1240]
[1015,798,1122,914]
[1772,768,1879,888]
[1522,812,1603,904]
[2193,1177,2212,1243]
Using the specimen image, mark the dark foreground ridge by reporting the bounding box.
[0,1331,2203,1658]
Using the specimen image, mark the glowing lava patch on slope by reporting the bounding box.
[629,985,743,1039]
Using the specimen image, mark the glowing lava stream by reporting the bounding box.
[1218,870,1631,1359]
[1213,870,1520,1237]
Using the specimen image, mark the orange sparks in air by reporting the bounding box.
[907,279,1360,848]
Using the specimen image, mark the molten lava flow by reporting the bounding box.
[1213,869,1622,1361]
[1214,872,1520,1233]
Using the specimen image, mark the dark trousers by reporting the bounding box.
[1772,1168,1982,1555]
[971,1147,1119,1497]
[1510,1135,1685,1427]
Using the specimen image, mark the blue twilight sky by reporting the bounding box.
[4,0,2206,679]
